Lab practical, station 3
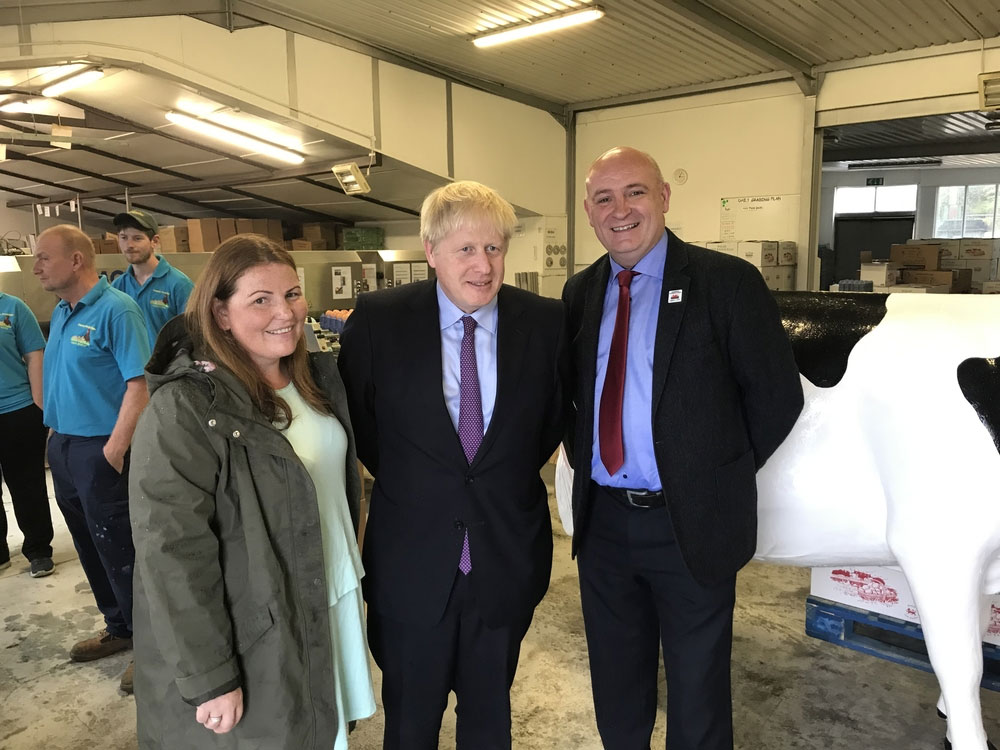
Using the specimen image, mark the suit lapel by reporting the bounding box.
[473,286,526,464]
[580,259,611,414]
[405,283,469,467]
[651,232,691,418]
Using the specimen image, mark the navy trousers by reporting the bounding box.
[578,483,737,750]
[0,404,53,562]
[369,572,533,750]
[48,432,134,638]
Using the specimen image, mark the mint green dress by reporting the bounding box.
[277,383,376,749]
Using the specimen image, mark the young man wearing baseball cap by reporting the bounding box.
[112,210,194,350]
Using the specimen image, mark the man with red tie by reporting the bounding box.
[562,146,802,750]
[339,180,567,749]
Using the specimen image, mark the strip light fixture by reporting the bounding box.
[165,111,305,164]
[41,68,104,98]
[473,6,605,48]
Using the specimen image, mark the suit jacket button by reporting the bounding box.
[465,475,473,484]
[454,520,464,530]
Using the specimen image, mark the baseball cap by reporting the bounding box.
[113,209,159,235]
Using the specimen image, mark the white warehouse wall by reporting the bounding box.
[574,82,808,267]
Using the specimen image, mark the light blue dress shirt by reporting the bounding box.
[591,231,668,490]
[436,284,498,435]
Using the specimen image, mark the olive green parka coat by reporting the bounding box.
[129,316,362,749]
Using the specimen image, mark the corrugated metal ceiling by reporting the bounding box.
[3,0,1000,226]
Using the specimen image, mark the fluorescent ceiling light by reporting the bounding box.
[331,162,371,194]
[473,6,604,48]
[41,68,104,98]
[0,98,32,113]
[166,111,305,164]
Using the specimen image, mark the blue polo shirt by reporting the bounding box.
[43,278,151,437]
[0,293,46,414]
[112,255,194,349]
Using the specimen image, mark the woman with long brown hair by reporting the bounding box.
[129,234,374,749]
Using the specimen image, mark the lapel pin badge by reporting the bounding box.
[667,289,683,304]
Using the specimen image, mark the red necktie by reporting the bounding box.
[599,269,637,475]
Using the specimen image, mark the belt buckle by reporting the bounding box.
[625,489,652,508]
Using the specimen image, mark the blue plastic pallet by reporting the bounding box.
[805,595,1000,692]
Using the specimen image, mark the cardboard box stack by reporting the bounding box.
[738,240,797,291]
[185,218,284,253]
[904,237,1000,291]
[158,225,189,253]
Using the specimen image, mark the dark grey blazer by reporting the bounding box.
[562,229,803,586]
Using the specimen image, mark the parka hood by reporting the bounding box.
[144,314,256,418]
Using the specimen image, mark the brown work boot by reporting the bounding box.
[70,629,133,662]
[119,660,134,694]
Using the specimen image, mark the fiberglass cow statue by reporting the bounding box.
[756,291,1000,750]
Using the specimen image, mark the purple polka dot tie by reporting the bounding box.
[457,315,482,575]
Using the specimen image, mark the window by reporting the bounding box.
[834,185,917,215]
[833,187,875,214]
[934,184,1000,238]
[874,184,918,212]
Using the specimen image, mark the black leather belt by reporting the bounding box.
[596,483,666,509]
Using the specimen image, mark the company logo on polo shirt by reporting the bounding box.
[71,323,95,347]
[0,313,12,329]
[150,289,171,309]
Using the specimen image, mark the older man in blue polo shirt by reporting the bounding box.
[111,209,193,349]
[34,224,150,694]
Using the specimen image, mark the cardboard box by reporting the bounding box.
[907,238,960,259]
[97,238,118,255]
[861,262,900,287]
[158,225,189,253]
[811,567,1000,647]
[873,283,949,294]
[187,218,220,253]
[958,238,997,259]
[291,238,327,251]
[302,222,341,244]
[706,241,738,255]
[217,218,237,242]
[267,219,284,242]
[236,218,254,234]
[981,280,1000,294]
[950,268,973,293]
[738,240,778,266]
[889,243,940,270]
[901,269,958,289]
[251,219,269,236]
[772,265,795,291]
[777,241,798,266]
[963,258,992,289]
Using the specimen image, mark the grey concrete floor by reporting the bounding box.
[1,472,998,749]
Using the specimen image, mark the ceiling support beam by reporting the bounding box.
[827,138,1000,162]
[222,186,344,222]
[0,1,228,26]
[296,176,419,217]
[654,0,815,96]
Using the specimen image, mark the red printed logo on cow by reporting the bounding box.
[829,568,899,604]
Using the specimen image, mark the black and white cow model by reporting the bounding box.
[756,291,1000,750]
